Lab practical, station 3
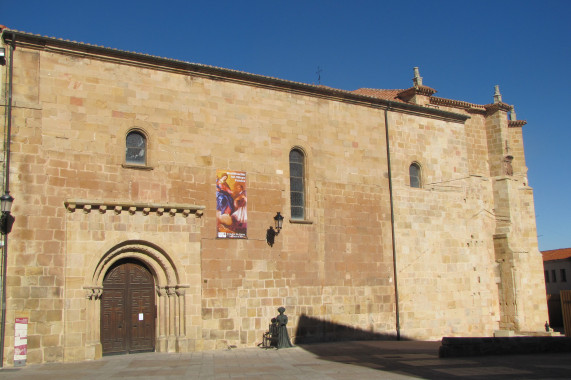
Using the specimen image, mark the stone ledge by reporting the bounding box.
[439,336,571,357]
[289,219,313,225]
[64,199,205,217]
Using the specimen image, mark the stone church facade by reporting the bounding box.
[0,28,547,365]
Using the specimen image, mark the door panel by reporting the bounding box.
[101,288,127,353]
[129,287,155,351]
[101,260,155,355]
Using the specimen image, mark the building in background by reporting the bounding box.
[0,28,548,366]
[542,248,571,330]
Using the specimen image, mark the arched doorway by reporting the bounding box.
[101,259,156,355]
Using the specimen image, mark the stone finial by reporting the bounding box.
[413,67,423,87]
[493,85,502,103]
[510,105,517,121]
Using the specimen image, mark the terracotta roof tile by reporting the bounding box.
[352,88,405,102]
[542,248,571,261]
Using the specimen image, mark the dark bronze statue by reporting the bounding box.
[276,307,293,348]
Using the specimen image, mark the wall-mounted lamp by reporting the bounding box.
[273,212,284,234]
[266,212,284,247]
[0,192,14,235]
[0,48,5,66]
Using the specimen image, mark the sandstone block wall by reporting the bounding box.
[0,32,548,365]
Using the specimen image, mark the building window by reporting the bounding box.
[545,270,549,283]
[561,269,567,282]
[289,148,305,219]
[126,130,147,165]
[552,270,557,283]
[409,162,421,188]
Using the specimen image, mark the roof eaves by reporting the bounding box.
[430,96,487,113]
[542,248,571,261]
[1,29,469,123]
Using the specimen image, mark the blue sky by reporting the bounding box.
[2,1,570,250]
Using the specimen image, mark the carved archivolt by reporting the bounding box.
[89,240,183,287]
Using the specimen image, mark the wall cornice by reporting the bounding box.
[64,199,205,217]
[485,102,513,114]
[397,85,437,101]
[508,120,527,128]
[430,96,487,114]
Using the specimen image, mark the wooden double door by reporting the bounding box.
[101,260,156,355]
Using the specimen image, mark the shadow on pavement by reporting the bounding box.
[294,316,571,379]
[297,339,571,379]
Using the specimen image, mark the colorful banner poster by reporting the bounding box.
[216,170,247,239]
[14,317,28,367]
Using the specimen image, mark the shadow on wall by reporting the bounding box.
[294,314,406,344]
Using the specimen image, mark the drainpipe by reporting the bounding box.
[384,106,400,340]
[0,32,15,367]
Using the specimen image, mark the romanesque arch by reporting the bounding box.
[84,240,189,355]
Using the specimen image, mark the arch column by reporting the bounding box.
[175,286,189,351]
[84,287,103,359]
[176,287,187,337]
[167,286,177,351]
[156,286,168,352]
[156,284,190,352]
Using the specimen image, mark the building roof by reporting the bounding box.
[351,88,405,102]
[0,28,473,123]
[353,89,509,116]
[542,248,571,261]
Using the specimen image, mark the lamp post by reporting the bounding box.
[0,192,14,367]
[0,32,15,368]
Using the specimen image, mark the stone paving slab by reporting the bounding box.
[0,340,570,379]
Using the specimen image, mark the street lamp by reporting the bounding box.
[266,212,284,247]
[0,193,14,235]
[273,212,284,235]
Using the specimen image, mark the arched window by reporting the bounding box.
[289,148,305,219]
[126,130,147,165]
[409,162,421,188]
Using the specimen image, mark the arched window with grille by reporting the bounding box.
[289,148,305,219]
[409,162,421,188]
[125,130,147,165]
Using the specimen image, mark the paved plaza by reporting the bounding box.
[0,340,570,379]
